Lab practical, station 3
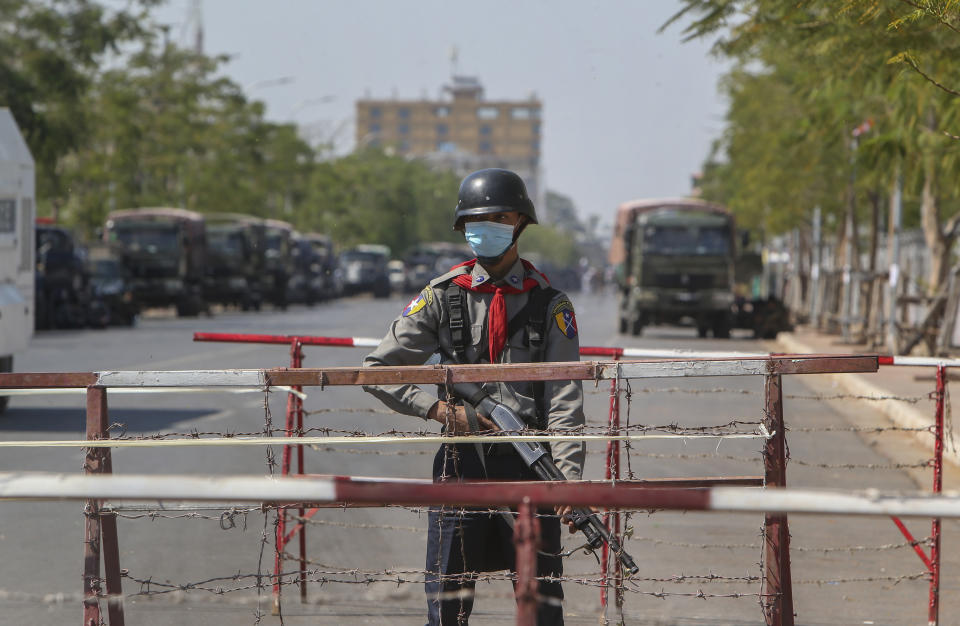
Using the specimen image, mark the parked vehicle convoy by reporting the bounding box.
[104,207,208,316]
[611,198,736,338]
[263,219,295,310]
[340,244,391,298]
[404,241,473,286]
[86,245,138,326]
[303,233,342,300]
[387,259,409,293]
[0,109,35,413]
[35,223,107,329]
[204,213,266,311]
[287,232,325,306]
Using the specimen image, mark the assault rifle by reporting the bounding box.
[452,381,640,576]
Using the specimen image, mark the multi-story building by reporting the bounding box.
[355,76,543,204]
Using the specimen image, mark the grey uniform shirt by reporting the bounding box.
[362,257,586,480]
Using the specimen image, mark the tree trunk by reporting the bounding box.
[920,158,949,297]
[858,189,881,342]
[920,106,952,297]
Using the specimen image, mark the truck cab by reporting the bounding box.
[613,198,736,338]
[104,207,208,317]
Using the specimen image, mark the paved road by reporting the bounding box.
[0,291,955,625]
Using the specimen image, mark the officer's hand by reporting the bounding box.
[428,401,496,434]
[555,505,601,534]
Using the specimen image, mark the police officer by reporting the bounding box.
[363,168,585,625]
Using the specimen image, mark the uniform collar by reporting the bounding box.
[470,257,547,289]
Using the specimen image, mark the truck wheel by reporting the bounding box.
[713,315,731,339]
[619,316,629,334]
[697,325,709,338]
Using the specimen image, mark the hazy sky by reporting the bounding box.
[151,1,729,223]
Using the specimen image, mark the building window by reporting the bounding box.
[479,124,492,136]
[436,141,456,152]
[370,107,382,119]
[531,139,540,152]
[369,122,381,133]
[436,123,448,136]
[511,107,540,120]
[398,108,410,119]
[479,141,492,153]
[532,122,541,135]
[476,106,499,120]
[0,198,14,233]
[434,106,451,118]
[397,123,409,135]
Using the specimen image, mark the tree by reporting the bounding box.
[666,0,960,294]
[0,0,159,215]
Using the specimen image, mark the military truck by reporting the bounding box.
[303,233,342,300]
[287,232,325,306]
[263,219,295,310]
[204,213,266,311]
[611,198,736,338]
[104,207,208,316]
[36,222,105,329]
[341,244,391,298]
[0,109,35,413]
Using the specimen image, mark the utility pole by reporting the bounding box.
[810,207,822,327]
[842,119,873,342]
[887,172,902,354]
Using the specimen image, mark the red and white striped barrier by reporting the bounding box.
[196,331,960,366]
[3,471,960,519]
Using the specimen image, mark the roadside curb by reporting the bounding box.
[775,332,960,467]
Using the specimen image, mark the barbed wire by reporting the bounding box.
[793,572,928,585]
[101,420,767,441]
[588,386,929,405]
[787,425,934,434]
[96,505,936,558]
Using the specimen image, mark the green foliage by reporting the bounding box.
[0,0,159,208]
[520,223,581,268]
[305,149,462,256]
[3,0,591,266]
[667,0,960,246]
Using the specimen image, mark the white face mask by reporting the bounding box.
[463,221,515,258]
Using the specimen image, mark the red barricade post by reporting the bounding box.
[514,497,540,626]
[274,338,307,613]
[83,387,125,626]
[929,364,945,626]
[762,373,794,626]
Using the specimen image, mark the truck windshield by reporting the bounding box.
[208,230,245,261]
[642,224,730,256]
[113,224,180,253]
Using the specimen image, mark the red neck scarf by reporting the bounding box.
[450,258,547,362]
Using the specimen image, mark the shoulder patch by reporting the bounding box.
[552,298,574,317]
[402,287,433,317]
[552,299,578,339]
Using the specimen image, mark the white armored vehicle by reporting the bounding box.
[0,109,35,412]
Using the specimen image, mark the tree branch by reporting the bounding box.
[900,55,960,97]
[945,212,960,240]
[897,0,960,36]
